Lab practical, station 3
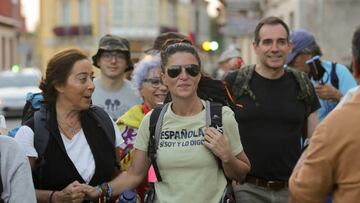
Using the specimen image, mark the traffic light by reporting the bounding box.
[202,40,219,52]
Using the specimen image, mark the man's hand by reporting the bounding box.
[203,127,232,162]
[315,84,342,101]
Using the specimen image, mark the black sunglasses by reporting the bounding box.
[167,64,201,78]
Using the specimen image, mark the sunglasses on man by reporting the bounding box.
[167,64,201,78]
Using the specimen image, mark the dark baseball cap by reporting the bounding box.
[145,32,189,54]
[286,29,316,65]
[92,34,131,68]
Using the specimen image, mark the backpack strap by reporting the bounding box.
[205,101,224,169]
[286,68,315,116]
[88,105,115,147]
[330,62,339,89]
[205,101,223,133]
[230,65,257,103]
[148,103,170,182]
[33,104,50,160]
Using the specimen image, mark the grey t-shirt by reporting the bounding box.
[0,136,36,203]
[92,79,142,120]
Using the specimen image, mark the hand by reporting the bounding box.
[203,127,232,162]
[82,184,99,201]
[315,84,342,101]
[53,181,85,203]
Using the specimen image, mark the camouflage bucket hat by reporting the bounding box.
[92,34,131,68]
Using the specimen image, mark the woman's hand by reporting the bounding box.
[203,127,232,162]
[52,181,85,203]
[81,184,99,201]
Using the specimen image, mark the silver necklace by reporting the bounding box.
[58,119,79,136]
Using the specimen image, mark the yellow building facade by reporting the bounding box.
[37,0,210,73]
[37,0,108,73]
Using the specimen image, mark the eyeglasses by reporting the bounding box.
[143,77,162,88]
[166,64,200,78]
[101,52,126,61]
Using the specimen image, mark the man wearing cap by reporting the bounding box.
[286,29,356,121]
[92,34,142,120]
[217,47,244,79]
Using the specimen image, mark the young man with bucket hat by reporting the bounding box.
[92,34,142,120]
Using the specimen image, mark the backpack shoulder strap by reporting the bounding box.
[205,101,223,132]
[88,105,115,146]
[330,62,339,89]
[231,65,257,102]
[205,101,224,169]
[148,103,170,182]
[33,104,50,160]
[287,68,315,113]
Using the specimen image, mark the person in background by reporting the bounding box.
[0,135,36,203]
[84,39,250,203]
[289,25,360,203]
[217,47,244,79]
[144,32,189,55]
[14,49,123,203]
[92,34,142,120]
[286,29,357,121]
[224,17,320,203]
[117,55,167,202]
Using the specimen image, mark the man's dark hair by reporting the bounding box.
[352,26,360,68]
[254,16,290,45]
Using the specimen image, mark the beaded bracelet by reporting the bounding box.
[96,183,113,203]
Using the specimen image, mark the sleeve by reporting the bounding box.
[1,137,37,203]
[134,111,151,152]
[289,123,335,203]
[336,64,357,95]
[337,86,360,108]
[222,106,243,155]
[14,125,38,158]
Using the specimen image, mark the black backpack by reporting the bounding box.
[164,75,229,106]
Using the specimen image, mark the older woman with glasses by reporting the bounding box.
[116,55,167,201]
[85,39,250,203]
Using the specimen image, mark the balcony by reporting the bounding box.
[53,25,92,37]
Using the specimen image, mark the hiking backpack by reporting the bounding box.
[7,92,43,137]
[145,100,234,203]
[164,75,229,106]
[225,65,316,115]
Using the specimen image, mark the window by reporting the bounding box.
[79,0,90,24]
[112,0,125,26]
[60,0,71,25]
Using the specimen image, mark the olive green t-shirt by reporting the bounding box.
[135,100,243,203]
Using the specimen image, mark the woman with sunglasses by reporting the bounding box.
[116,55,167,202]
[84,40,250,203]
